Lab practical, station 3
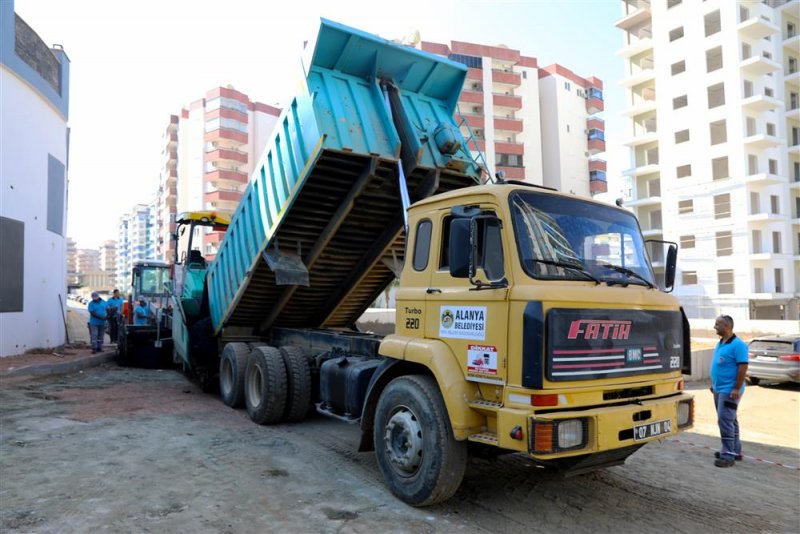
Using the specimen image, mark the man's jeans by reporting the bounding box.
[714,391,742,459]
[89,323,105,352]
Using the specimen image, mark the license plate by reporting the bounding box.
[633,419,672,441]
[757,356,778,362]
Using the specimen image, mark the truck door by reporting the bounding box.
[395,217,433,337]
[425,207,510,388]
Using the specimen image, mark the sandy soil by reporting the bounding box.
[1,364,798,533]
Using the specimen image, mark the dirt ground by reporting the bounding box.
[1,364,798,533]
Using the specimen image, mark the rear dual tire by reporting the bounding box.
[244,345,312,424]
[219,343,252,408]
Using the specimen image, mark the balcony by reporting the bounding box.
[785,34,800,51]
[466,68,482,81]
[787,106,800,121]
[494,141,524,155]
[590,179,608,195]
[495,166,525,180]
[205,148,248,165]
[205,169,248,185]
[623,163,659,177]
[617,25,653,58]
[741,94,782,112]
[743,133,783,149]
[623,128,658,147]
[740,55,781,76]
[620,59,655,88]
[748,212,788,223]
[492,69,521,86]
[205,190,241,207]
[791,145,800,156]
[586,89,604,114]
[615,3,651,31]
[786,70,800,89]
[737,16,779,40]
[461,114,484,129]
[166,132,177,149]
[492,93,522,110]
[204,128,248,147]
[589,159,607,173]
[494,117,523,133]
[743,173,788,186]
[459,90,483,105]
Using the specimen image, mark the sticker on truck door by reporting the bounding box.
[439,306,486,340]
[467,344,497,375]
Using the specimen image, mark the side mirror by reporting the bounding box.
[664,244,677,292]
[449,218,472,278]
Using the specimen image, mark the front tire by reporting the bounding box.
[373,375,467,506]
[746,376,761,386]
[245,346,287,424]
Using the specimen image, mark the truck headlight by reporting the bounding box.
[558,419,585,449]
[677,399,693,428]
[531,418,588,453]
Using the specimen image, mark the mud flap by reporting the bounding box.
[543,444,644,477]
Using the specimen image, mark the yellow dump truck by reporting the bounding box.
[171,19,694,507]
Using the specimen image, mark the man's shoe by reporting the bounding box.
[715,451,743,461]
[714,458,736,468]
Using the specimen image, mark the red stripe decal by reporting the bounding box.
[553,348,626,355]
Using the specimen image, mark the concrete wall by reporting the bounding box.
[689,317,800,335]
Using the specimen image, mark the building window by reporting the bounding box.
[717,269,734,294]
[773,231,782,253]
[671,60,686,75]
[677,164,692,178]
[565,81,571,91]
[707,83,725,108]
[668,0,682,8]
[712,156,729,180]
[674,129,690,143]
[770,195,780,214]
[704,10,721,37]
[449,53,482,69]
[682,271,697,285]
[680,235,695,249]
[566,124,570,133]
[709,120,727,145]
[673,95,688,109]
[714,193,731,219]
[679,199,693,214]
[754,268,764,292]
[716,231,733,256]
[496,153,524,168]
[706,46,723,72]
[789,22,797,39]
[587,129,605,141]
[775,269,783,293]
[752,229,762,253]
[669,26,684,42]
[743,80,754,98]
[47,155,66,236]
[751,191,761,214]
[766,122,776,136]
[0,217,24,312]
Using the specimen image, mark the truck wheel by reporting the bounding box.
[373,375,467,506]
[279,346,312,422]
[219,343,252,408]
[245,346,287,424]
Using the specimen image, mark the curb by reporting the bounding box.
[0,350,118,379]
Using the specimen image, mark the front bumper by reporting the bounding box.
[496,393,694,459]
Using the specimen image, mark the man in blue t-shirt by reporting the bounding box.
[134,300,150,326]
[87,292,108,353]
[710,314,749,467]
[106,289,125,344]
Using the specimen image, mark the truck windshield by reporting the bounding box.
[509,192,655,286]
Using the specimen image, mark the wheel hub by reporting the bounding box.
[383,407,423,474]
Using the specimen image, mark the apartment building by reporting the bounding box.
[617,0,799,320]
[156,86,281,261]
[116,203,157,290]
[100,239,117,274]
[419,40,607,196]
[66,237,79,286]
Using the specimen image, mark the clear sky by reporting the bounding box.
[15,0,626,248]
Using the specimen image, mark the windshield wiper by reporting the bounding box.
[531,259,601,284]
[596,263,655,289]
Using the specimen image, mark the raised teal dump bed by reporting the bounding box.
[207,19,481,336]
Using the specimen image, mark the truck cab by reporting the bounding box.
[386,182,693,469]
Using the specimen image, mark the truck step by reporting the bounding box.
[468,399,503,413]
[468,432,499,446]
